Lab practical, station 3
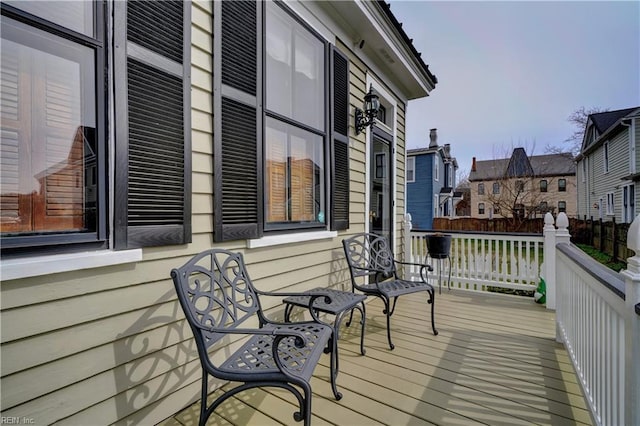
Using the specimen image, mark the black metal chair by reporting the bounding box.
[342,233,438,350]
[170,249,342,426]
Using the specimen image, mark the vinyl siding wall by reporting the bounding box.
[0,3,413,424]
[406,153,435,230]
[587,130,630,221]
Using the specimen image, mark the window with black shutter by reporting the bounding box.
[0,1,107,252]
[1,1,191,255]
[114,0,191,249]
[214,1,350,242]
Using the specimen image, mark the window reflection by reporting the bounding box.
[0,18,96,235]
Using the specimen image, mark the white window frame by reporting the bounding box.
[581,159,586,183]
[623,183,635,223]
[447,164,453,187]
[434,158,439,182]
[604,141,609,174]
[434,194,438,217]
[606,192,615,216]
[406,156,415,183]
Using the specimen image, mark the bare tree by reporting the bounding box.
[478,145,572,231]
[546,106,609,156]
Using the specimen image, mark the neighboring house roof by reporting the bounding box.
[580,106,640,155]
[591,107,637,134]
[469,149,575,181]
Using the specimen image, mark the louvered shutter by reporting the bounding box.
[213,0,262,241]
[114,0,191,249]
[331,47,350,231]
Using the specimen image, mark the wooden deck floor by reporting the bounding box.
[160,290,592,426]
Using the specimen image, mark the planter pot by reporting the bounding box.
[426,234,452,259]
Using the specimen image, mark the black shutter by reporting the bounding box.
[331,47,350,231]
[114,0,192,249]
[213,0,262,241]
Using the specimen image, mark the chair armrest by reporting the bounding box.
[393,260,433,282]
[254,289,333,325]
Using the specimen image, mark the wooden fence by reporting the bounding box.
[432,216,633,262]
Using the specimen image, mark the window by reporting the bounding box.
[558,201,567,213]
[581,160,586,183]
[493,204,500,215]
[447,164,453,187]
[434,158,439,181]
[214,1,349,241]
[558,179,566,192]
[606,192,614,215]
[375,153,386,178]
[604,142,609,173]
[493,182,500,194]
[1,2,191,254]
[1,14,99,241]
[478,203,485,215]
[406,157,415,183]
[539,201,548,212]
[265,5,325,228]
[516,180,525,192]
[624,184,635,223]
[540,179,548,192]
[478,183,485,195]
[513,204,525,219]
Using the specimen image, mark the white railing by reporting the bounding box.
[403,212,640,426]
[404,215,544,293]
[550,213,640,426]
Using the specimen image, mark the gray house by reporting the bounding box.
[576,107,640,222]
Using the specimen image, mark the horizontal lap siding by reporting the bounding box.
[1,6,414,425]
[0,3,214,424]
[0,3,356,424]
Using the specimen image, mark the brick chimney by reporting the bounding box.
[429,128,438,148]
[471,157,477,172]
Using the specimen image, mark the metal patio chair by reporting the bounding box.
[170,249,342,426]
[342,233,438,350]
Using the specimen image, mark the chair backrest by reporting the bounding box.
[342,233,396,284]
[171,249,262,351]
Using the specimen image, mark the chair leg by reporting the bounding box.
[387,296,399,316]
[199,370,209,426]
[329,329,343,400]
[381,296,395,350]
[428,289,438,336]
[358,302,366,355]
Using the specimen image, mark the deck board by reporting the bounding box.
[161,290,592,426]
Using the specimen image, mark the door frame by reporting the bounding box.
[364,76,397,250]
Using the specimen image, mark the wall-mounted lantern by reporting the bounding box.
[355,84,380,134]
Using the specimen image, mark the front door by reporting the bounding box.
[369,129,393,242]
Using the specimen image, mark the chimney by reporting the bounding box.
[471,157,477,172]
[429,128,438,148]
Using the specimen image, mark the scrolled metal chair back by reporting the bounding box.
[171,249,261,349]
[342,233,396,279]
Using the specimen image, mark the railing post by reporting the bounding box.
[403,213,412,279]
[621,214,640,426]
[543,212,556,310]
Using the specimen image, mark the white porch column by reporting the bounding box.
[403,213,412,279]
[543,212,556,310]
[621,215,640,426]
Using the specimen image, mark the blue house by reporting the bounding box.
[406,129,460,229]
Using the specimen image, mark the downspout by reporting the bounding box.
[621,119,634,174]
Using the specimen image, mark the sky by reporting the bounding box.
[387,0,640,177]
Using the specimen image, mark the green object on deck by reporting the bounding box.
[534,277,546,304]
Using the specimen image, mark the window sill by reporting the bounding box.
[1,249,143,281]
[247,230,337,249]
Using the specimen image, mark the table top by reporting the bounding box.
[283,287,367,314]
